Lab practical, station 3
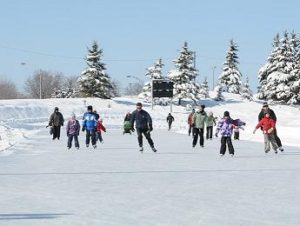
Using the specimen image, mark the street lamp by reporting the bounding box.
[212,66,217,90]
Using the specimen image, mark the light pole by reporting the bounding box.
[212,66,217,90]
[20,62,42,99]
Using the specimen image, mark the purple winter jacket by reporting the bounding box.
[216,118,235,137]
[66,119,80,136]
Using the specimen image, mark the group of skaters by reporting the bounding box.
[48,101,284,156]
[184,102,284,156]
[48,105,106,150]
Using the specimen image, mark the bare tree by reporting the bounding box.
[111,79,122,97]
[24,70,65,98]
[124,82,144,95]
[0,79,19,99]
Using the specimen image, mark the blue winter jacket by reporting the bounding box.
[82,112,97,131]
[131,109,152,129]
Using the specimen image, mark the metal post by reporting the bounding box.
[212,66,216,90]
[170,98,173,113]
[39,73,42,99]
[151,79,154,110]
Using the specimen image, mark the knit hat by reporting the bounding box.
[262,102,268,107]
[87,105,93,111]
[136,102,143,107]
[224,111,230,117]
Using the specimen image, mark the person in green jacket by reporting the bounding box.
[192,105,207,148]
[206,111,216,140]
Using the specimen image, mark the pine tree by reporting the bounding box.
[167,42,201,105]
[199,77,210,98]
[139,58,164,100]
[213,84,224,101]
[78,41,114,98]
[240,77,253,101]
[258,32,300,104]
[218,40,243,94]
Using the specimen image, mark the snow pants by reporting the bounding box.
[53,126,61,140]
[67,134,79,148]
[86,129,96,145]
[168,122,172,130]
[206,126,213,139]
[263,133,278,153]
[273,128,282,148]
[193,128,204,146]
[136,128,154,148]
[234,131,239,140]
[96,132,103,142]
[220,136,234,155]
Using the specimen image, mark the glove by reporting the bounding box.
[82,127,85,132]
[149,125,153,131]
[131,127,135,132]
[215,133,218,137]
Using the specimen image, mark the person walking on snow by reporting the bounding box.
[192,105,207,148]
[253,111,279,154]
[82,105,97,148]
[166,113,174,130]
[49,107,64,140]
[96,118,106,143]
[206,111,216,140]
[131,102,157,152]
[188,109,195,136]
[66,113,80,149]
[258,102,284,152]
[215,111,236,156]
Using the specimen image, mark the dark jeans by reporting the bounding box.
[67,134,79,148]
[234,131,239,140]
[193,128,204,146]
[206,126,213,139]
[53,126,61,140]
[220,136,234,155]
[136,128,154,148]
[168,122,172,130]
[273,128,282,147]
[96,132,103,142]
[86,129,96,145]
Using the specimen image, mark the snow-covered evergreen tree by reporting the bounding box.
[198,77,210,98]
[167,42,201,105]
[78,41,114,98]
[218,40,243,94]
[213,84,224,101]
[139,58,164,100]
[258,32,300,104]
[240,77,253,101]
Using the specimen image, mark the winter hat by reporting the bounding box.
[54,107,59,111]
[200,104,205,109]
[136,102,143,107]
[262,102,269,107]
[192,109,195,113]
[224,111,230,117]
[87,105,93,111]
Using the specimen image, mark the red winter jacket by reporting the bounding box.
[188,113,193,125]
[96,121,106,133]
[255,117,276,134]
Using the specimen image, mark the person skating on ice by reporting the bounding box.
[66,113,80,149]
[82,105,97,148]
[206,111,216,140]
[48,107,64,140]
[130,102,157,152]
[192,105,207,148]
[166,113,174,131]
[258,102,284,152]
[253,111,279,154]
[215,111,236,157]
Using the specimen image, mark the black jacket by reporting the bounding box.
[131,109,152,129]
[258,108,277,122]
[167,115,174,123]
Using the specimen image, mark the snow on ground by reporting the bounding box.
[0,94,300,225]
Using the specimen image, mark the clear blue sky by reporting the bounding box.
[0,0,299,92]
